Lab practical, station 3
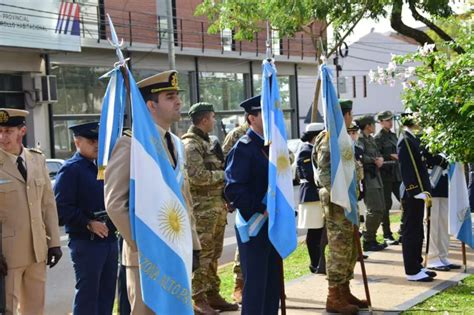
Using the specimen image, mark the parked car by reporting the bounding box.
[46,159,65,186]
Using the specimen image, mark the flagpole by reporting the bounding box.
[462,242,467,273]
[353,225,372,311]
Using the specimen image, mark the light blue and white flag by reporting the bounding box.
[128,71,193,314]
[97,68,126,179]
[448,162,473,248]
[320,64,358,225]
[261,59,297,259]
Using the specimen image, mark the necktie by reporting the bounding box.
[164,132,177,167]
[17,156,27,181]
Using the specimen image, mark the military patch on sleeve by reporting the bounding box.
[239,135,252,144]
[28,147,43,155]
[123,129,132,137]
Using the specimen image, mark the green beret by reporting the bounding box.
[377,110,394,121]
[347,121,358,132]
[188,102,215,117]
[355,115,375,128]
[339,99,353,110]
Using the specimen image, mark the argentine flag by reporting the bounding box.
[320,64,358,225]
[128,71,193,314]
[261,59,297,259]
[448,163,473,248]
[97,68,126,179]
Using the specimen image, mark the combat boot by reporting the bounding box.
[193,294,218,315]
[326,286,358,314]
[232,278,244,303]
[207,292,239,311]
[340,281,369,309]
[363,241,385,252]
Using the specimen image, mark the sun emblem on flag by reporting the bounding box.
[274,100,281,110]
[276,151,291,176]
[341,145,353,161]
[157,201,186,242]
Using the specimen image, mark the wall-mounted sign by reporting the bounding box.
[0,1,81,52]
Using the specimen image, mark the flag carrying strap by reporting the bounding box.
[402,131,425,192]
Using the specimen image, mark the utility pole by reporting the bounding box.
[165,0,176,69]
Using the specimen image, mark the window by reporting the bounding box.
[252,74,291,109]
[0,74,24,108]
[199,72,245,111]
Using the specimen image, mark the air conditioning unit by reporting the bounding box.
[33,75,58,103]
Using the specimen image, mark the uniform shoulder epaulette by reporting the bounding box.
[239,135,252,144]
[27,147,44,155]
[123,129,132,137]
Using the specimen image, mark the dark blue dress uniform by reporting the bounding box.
[397,130,431,278]
[225,128,281,315]
[54,122,118,315]
[296,142,326,273]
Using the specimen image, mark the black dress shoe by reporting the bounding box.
[424,270,437,278]
[447,264,462,270]
[428,266,450,272]
[413,276,433,282]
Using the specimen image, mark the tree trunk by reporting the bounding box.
[408,0,465,54]
[390,0,435,46]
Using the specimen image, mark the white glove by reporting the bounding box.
[414,192,430,200]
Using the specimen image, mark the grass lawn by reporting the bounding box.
[404,274,474,314]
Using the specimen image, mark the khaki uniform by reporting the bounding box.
[313,132,358,286]
[222,123,249,281]
[104,128,201,315]
[375,128,401,238]
[182,126,227,299]
[357,133,385,243]
[0,148,60,315]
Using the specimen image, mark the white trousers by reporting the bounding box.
[427,197,451,267]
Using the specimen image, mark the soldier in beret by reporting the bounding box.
[0,108,61,315]
[355,115,387,252]
[54,121,118,315]
[313,100,368,314]
[182,103,238,314]
[104,71,202,314]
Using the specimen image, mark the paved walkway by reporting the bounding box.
[223,236,473,314]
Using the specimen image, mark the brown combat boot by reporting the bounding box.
[193,294,219,315]
[207,292,239,311]
[340,281,369,309]
[232,278,244,303]
[326,285,358,314]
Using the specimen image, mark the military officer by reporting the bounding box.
[355,115,386,252]
[225,95,281,315]
[397,112,436,282]
[182,103,238,314]
[297,123,326,274]
[0,108,61,315]
[375,110,401,245]
[423,150,461,271]
[104,71,201,315]
[221,111,250,304]
[54,122,118,315]
[313,100,367,314]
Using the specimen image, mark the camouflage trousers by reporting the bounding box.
[232,247,243,281]
[321,189,358,285]
[192,195,227,298]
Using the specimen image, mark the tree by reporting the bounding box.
[194,0,463,122]
[369,21,474,162]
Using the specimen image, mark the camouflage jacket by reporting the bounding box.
[222,122,249,158]
[313,131,363,198]
[356,132,383,189]
[182,126,225,193]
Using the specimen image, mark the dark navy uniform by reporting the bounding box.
[54,123,118,315]
[397,130,431,278]
[225,128,280,315]
[296,142,326,273]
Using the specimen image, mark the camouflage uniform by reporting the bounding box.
[357,133,385,244]
[182,126,227,299]
[375,128,401,239]
[313,131,358,285]
[222,122,249,281]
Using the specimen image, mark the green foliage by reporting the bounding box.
[392,22,474,162]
